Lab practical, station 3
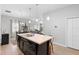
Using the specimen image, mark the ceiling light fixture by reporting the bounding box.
[28,20,31,24]
[35,4,40,22]
[35,18,39,22]
[46,16,50,21]
[29,8,31,17]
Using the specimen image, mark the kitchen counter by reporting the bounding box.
[17,33,52,45]
[17,33,52,55]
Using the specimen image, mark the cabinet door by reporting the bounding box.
[23,40,36,55]
[37,42,47,55]
[19,39,24,50]
[1,34,9,45]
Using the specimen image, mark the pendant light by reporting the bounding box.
[35,4,40,22]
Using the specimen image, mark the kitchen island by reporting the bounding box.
[17,33,52,55]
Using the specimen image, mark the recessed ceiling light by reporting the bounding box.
[28,20,31,23]
[35,19,39,22]
[46,16,50,21]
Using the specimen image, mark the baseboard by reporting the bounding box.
[53,42,67,47]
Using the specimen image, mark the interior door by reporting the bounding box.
[67,19,73,48]
[67,18,79,50]
[72,18,79,49]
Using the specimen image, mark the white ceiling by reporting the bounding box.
[0,4,70,18]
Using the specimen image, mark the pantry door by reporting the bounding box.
[67,18,79,50]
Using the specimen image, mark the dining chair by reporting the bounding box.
[49,35,55,54]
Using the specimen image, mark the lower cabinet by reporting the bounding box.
[1,34,9,45]
[23,40,36,55]
[17,35,49,55]
[19,39,24,51]
[37,42,47,55]
[18,37,36,55]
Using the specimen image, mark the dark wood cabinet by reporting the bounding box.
[1,34,9,45]
[17,35,50,55]
[23,40,36,55]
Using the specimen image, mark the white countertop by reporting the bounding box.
[17,33,52,45]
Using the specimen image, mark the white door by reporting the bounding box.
[67,19,73,48]
[67,18,79,50]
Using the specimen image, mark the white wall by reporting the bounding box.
[42,5,79,46]
[0,10,1,43]
[1,15,10,34]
